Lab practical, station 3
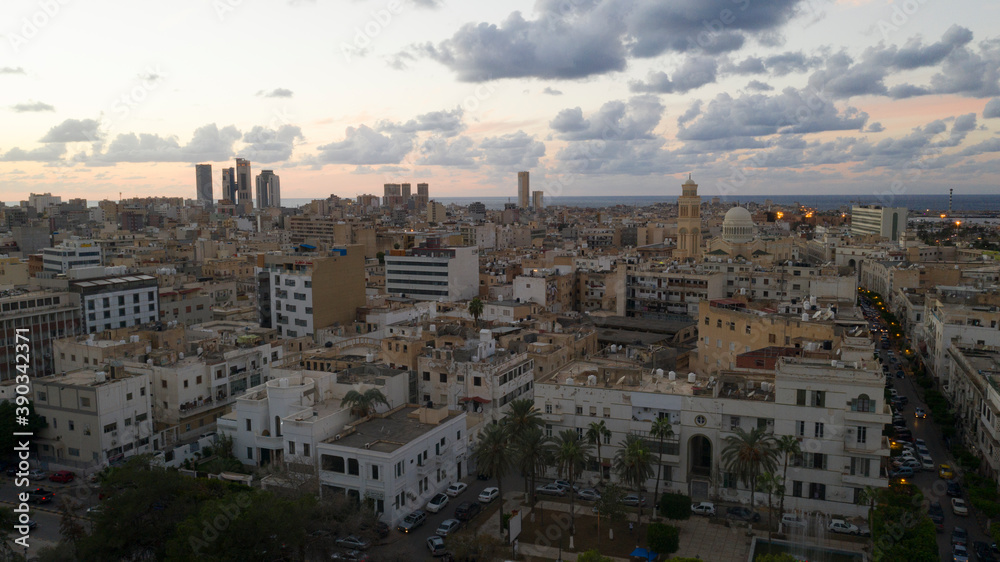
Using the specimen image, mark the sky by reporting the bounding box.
[3,0,1000,203]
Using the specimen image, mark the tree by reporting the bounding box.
[577,550,613,562]
[375,251,385,264]
[471,423,512,533]
[649,417,674,515]
[721,427,777,510]
[757,471,783,547]
[468,297,484,326]
[502,398,543,496]
[755,554,800,562]
[775,435,800,517]
[36,542,78,562]
[59,497,86,558]
[593,483,626,547]
[515,425,553,506]
[446,531,504,562]
[857,485,883,532]
[657,493,691,520]
[646,522,680,555]
[555,429,592,537]
[614,434,655,526]
[585,420,611,484]
[340,387,390,418]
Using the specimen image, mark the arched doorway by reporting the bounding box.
[688,435,712,478]
[848,258,856,268]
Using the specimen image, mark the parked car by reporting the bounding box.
[426,536,448,557]
[454,501,481,522]
[27,489,51,504]
[335,535,372,550]
[929,513,945,533]
[939,464,956,480]
[86,505,104,516]
[890,466,916,479]
[726,506,760,522]
[553,480,579,493]
[622,494,646,507]
[436,519,462,537]
[827,519,861,535]
[690,502,716,516]
[952,526,969,546]
[445,482,467,497]
[953,543,970,562]
[330,550,369,562]
[48,470,75,483]
[781,513,808,529]
[576,488,601,502]
[535,483,566,497]
[973,541,1000,562]
[395,511,427,534]
[920,455,934,470]
[929,501,944,518]
[947,481,963,497]
[952,497,969,516]
[426,493,449,514]
[914,407,927,419]
[27,469,46,480]
[478,487,499,504]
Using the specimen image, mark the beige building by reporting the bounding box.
[675,174,702,260]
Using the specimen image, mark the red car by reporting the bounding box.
[49,470,76,483]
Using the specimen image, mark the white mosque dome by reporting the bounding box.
[722,206,755,244]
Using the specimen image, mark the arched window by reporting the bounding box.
[853,394,872,413]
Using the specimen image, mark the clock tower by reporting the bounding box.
[676,174,701,260]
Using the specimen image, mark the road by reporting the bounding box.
[0,473,96,559]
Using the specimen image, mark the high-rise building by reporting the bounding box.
[195,164,213,207]
[427,201,447,223]
[517,171,530,208]
[401,183,411,200]
[413,183,429,210]
[255,170,280,209]
[850,205,907,241]
[532,190,544,211]
[417,183,428,197]
[221,167,236,202]
[385,242,479,302]
[236,158,252,207]
[383,183,403,207]
[675,174,702,260]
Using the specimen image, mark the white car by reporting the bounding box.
[436,519,462,537]
[920,455,934,471]
[445,482,467,497]
[478,487,499,504]
[426,493,449,514]
[828,519,860,535]
[781,513,808,529]
[952,497,969,516]
[691,502,716,516]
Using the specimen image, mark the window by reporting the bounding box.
[36,391,46,401]
[371,464,380,480]
[245,419,252,431]
[103,422,117,433]
[68,420,74,431]
[856,426,867,444]
[247,447,253,460]
[348,458,359,476]
[289,441,295,455]
[812,391,825,407]
[161,380,168,389]
[852,394,873,413]
[716,319,722,328]
[768,334,776,344]
[603,407,611,418]
[576,406,583,415]
[423,371,430,381]
[439,373,447,383]
[814,422,824,438]
[474,377,482,387]
[545,424,552,437]
[183,380,189,388]
[303,444,310,457]
[704,316,709,326]
[729,416,740,429]
[80,397,90,407]
[604,432,611,444]
[796,389,806,405]
[792,481,803,498]
[796,421,805,437]
[544,404,552,414]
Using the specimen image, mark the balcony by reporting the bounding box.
[255,431,284,450]
[844,435,890,456]
[178,397,224,417]
[841,472,887,487]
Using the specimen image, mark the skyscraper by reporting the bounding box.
[221,167,236,202]
[401,183,411,200]
[256,170,280,209]
[195,164,212,207]
[676,174,702,260]
[417,183,428,197]
[517,171,530,208]
[236,158,252,207]
[532,190,543,211]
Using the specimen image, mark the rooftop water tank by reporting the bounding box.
[688,372,697,383]
[655,368,664,378]
[587,374,598,386]
[668,371,676,381]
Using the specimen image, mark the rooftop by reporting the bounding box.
[37,367,143,387]
[325,406,460,453]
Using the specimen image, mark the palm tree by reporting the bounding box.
[649,417,674,513]
[775,435,801,517]
[585,421,611,484]
[515,426,554,506]
[857,485,882,532]
[471,423,512,532]
[468,297,484,326]
[757,471,783,546]
[502,399,543,494]
[613,434,655,527]
[340,388,390,418]
[721,427,777,511]
[555,430,592,537]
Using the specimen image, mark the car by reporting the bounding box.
[691,502,716,516]
[953,543,970,562]
[623,494,646,507]
[24,520,36,530]
[553,480,579,493]
[726,506,760,522]
[49,470,75,483]
[436,519,462,537]
[890,466,916,479]
[478,487,499,504]
[395,511,427,534]
[929,501,944,518]
[896,370,905,378]
[974,541,1000,562]
[952,497,969,516]
[372,521,389,539]
[426,493,449,514]
[952,526,969,546]
[535,483,566,497]
[427,536,447,557]
[445,482,467,497]
[27,469,46,480]
[86,505,104,516]
[27,489,51,504]
[330,550,370,562]
[947,481,963,498]
[916,444,931,456]
[940,464,956,480]
[576,488,601,502]
[929,513,945,532]
[827,519,861,535]
[914,407,927,419]
[781,513,808,529]
[476,473,489,481]
[898,458,922,471]
[914,438,926,447]
[454,501,481,521]
[335,535,372,550]
[920,455,934,470]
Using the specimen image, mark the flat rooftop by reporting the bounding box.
[327,407,458,453]
[37,368,143,387]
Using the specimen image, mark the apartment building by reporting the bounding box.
[944,346,1000,482]
[513,269,574,313]
[851,205,907,241]
[920,289,1000,379]
[384,243,478,302]
[0,288,80,380]
[70,274,159,334]
[41,238,102,273]
[624,268,726,318]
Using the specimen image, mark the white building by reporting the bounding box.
[384,244,479,302]
[944,346,1000,483]
[851,205,908,241]
[42,238,102,273]
[70,274,159,334]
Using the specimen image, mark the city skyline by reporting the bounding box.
[4,1,1000,203]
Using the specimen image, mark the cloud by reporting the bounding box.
[745,80,774,91]
[866,122,884,133]
[724,51,822,77]
[629,56,718,94]
[542,87,563,96]
[257,88,294,98]
[39,119,101,143]
[88,124,241,163]
[416,136,480,167]
[0,67,25,75]
[240,125,304,163]
[314,125,414,165]
[376,108,465,138]
[12,101,55,112]
[0,144,67,162]
[479,131,545,169]
[984,98,1000,119]
[411,0,444,7]
[550,95,664,141]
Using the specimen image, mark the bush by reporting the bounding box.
[647,523,680,555]
[577,551,613,562]
[951,445,981,470]
[658,493,692,520]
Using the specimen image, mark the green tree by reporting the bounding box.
[775,435,800,516]
[721,427,777,511]
[649,417,674,515]
[755,554,800,562]
[376,251,385,264]
[555,429,592,537]
[757,471,783,546]
[857,485,883,532]
[340,387,390,418]
[502,398,543,495]
[593,482,626,546]
[58,497,85,558]
[471,423,512,532]
[467,297,484,326]
[646,522,680,555]
[515,425,553,506]
[446,531,504,562]
[585,420,612,484]
[36,542,78,562]
[577,550,613,562]
[614,434,655,526]
[657,492,692,520]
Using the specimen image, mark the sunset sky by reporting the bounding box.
[3,0,1000,202]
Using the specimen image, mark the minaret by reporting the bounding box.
[676,174,702,260]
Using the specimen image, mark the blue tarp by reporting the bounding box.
[629,547,659,560]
